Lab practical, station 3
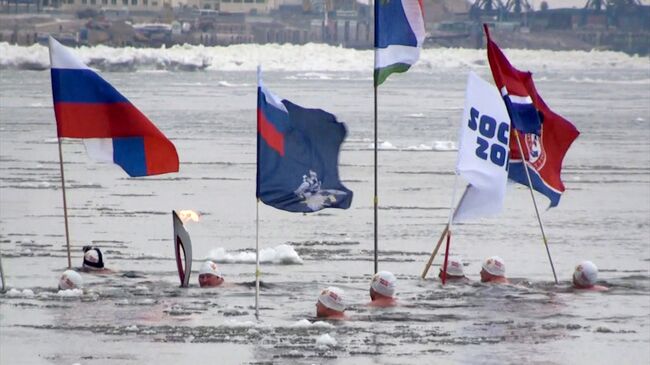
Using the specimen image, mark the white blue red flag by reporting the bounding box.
[256,69,352,213]
[484,26,580,207]
[49,37,179,177]
[374,0,425,86]
[453,72,511,223]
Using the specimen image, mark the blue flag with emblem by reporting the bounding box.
[256,70,353,213]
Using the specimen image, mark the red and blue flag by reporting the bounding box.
[484,26,580,207]
[49,37,179,177]
[256,70,352,213]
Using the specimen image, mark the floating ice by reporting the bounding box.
[2,42,648,74]
[291,319,335,329]
[207,244,303,265]
[223,320,257,328]
[405,113,426,119]
[368,141,397,150]
[432,141,457,151]
[316,333,337,347]
[405,144,433,151]
[6,289,21,297]
[57,288,83,297]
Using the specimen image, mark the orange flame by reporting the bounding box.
[178,210,200,223]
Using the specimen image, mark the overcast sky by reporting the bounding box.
[534,0,650,9]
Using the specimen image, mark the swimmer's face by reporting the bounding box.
[480,268,491,282]
[199,274,224,287]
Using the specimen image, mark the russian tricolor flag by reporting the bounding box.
[374,0,425,86]
[49,37,179,177]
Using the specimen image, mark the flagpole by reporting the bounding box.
[255,198,260,319]
[57,137,72,269]
[441,176,463,285]
[373,83,378,275]
[420,224,448,279]
[514,131,558,284]
[0,248,6,293]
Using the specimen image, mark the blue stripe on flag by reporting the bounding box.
[375,0,417,48]
[508,161,561,207]
[51,69,128,104]
[112,137,147,177]
[503,95,542,134]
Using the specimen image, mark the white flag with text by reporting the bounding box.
[453,72,511,223]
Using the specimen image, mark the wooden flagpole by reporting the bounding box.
[57,138,72,269]
[255,198,260,319]
[440,176,462,285]
[421,177,467,280]
[513,131,558,284]
[420,224,448,279]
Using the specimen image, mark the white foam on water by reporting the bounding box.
[207,244,303,264]
[316,333,337,347]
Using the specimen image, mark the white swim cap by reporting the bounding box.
[574,261,598,287]
[482,256,506,277]
[318,286,345,312]
[82,246,104,270]
[199,260,222,278]
[84,249,99,263]
[58,269,83,290]
[441,257,465,277]
[370,271,396,297]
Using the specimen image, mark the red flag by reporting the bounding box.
[484,25,580,207]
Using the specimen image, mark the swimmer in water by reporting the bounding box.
[81,246,112,273]
[316,286,346,319]
[198,260,224,288]
[369,271,397,307]
[480,256,509,284]
[439,256,469,282]
[573,260,608,291]
[58,269,83,290]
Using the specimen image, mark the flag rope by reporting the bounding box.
[513,131,559,284]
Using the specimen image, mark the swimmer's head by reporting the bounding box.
[573,261,598,288]
[438,256,465,279]
[481,256,506,282]
[198,260,224,287]
[82,246,104,270]
[58,269,83,290]
[370,271,396,300]
[316,286,345,318]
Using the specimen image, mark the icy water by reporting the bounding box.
[1,44,649,364]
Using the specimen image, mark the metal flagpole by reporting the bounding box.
[0,247,6,293]
[513,130,558,284]
[372,0,379,275]
[255,199,260,319]
[373,83,378,275]
[57,138,72,269]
